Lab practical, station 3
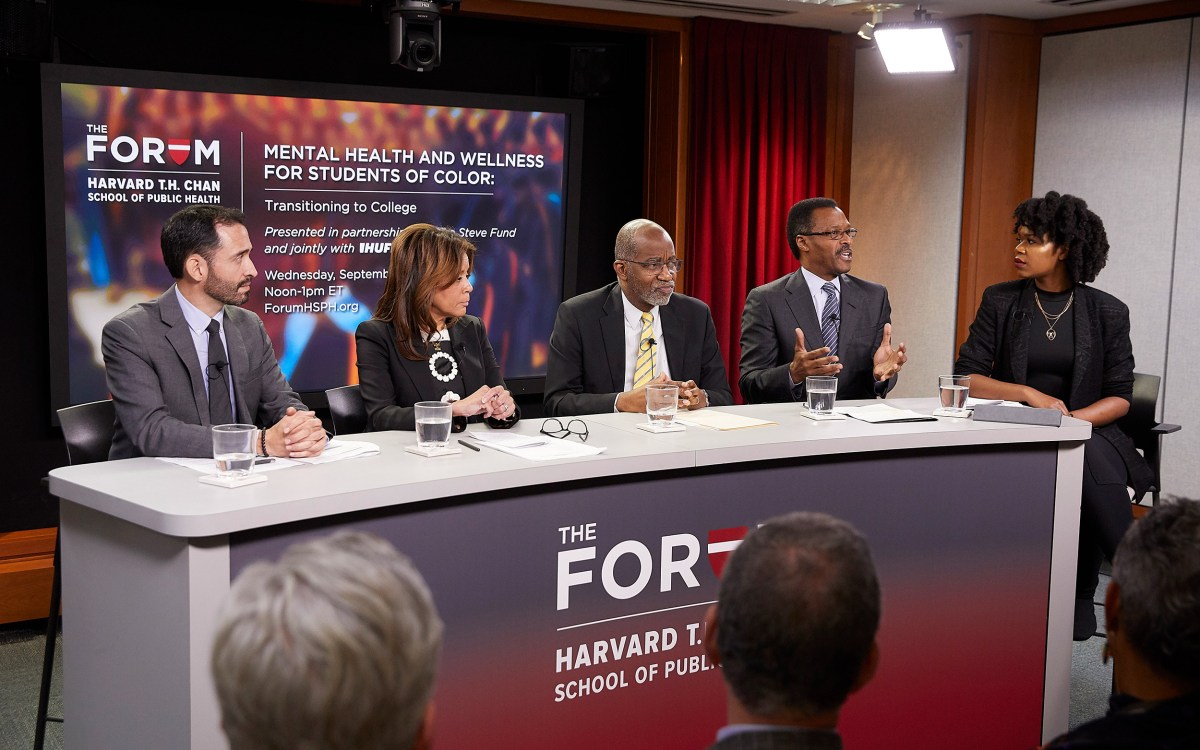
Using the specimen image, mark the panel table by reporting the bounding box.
[49,399,1089,749]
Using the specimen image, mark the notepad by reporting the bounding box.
[675,411,777,430]
[838,404,936,423]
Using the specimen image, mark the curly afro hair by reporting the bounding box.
[1012,191,1109,284]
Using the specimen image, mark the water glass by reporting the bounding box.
[939,375,970,416]
[645,384,679,424]
[212,424,257,479]
[415,401,453,449]
[805,376,838,415]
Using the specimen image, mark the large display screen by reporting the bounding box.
[42,64,582,409]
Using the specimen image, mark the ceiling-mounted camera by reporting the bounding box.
[386,0,459,72]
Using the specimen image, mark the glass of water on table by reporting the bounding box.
[415,401,453,449]
[212,424,257,479]
[938,375,970,416]
[645,383,679,424]
[805,376,838,415]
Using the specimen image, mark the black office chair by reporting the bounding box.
[325,384,368,436]
[36,399,116,750]
[1119,372,1180,508]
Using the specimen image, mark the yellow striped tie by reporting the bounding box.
[633,312,656,388]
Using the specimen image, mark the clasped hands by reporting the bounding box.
[265,406,327,458]
[616,373,708,413]
[788,323,907,383]
[454,384,517,420]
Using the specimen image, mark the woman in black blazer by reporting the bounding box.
[355,224,519,431]
[955,192,1152,641]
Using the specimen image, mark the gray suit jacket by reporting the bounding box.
[102,288,305,459]
[739,270,894,403]
[544,282,733,416]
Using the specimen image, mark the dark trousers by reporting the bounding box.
[1077,436,1134,600]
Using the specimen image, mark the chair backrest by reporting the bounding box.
[325,385,368,436]
[1119,372,1160,456]
[57,399,117,466]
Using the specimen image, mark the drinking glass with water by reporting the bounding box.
[212,424,257,479]
[938,375,970,416]
[645,384,679,424]
[415,401,453,449]
[805,376,838,415]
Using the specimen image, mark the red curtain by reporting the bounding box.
[686,18,831,402]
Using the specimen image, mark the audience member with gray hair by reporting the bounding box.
[1043,498,1200,749]
[211,530,443,750]
[703,511,881,750]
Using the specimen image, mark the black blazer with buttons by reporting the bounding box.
[955,279,1153,495]
[356,316,518,431]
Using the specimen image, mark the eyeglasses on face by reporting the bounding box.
[798,228,858,241]
[540,418,589,442]
[622,258,683,274]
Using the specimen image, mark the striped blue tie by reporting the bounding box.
[820,281,839,357]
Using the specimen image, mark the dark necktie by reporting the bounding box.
[206,319,234,425]
[820,281,840,357]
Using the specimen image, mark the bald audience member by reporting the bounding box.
[704,512,881,750]
[211,531,443,750]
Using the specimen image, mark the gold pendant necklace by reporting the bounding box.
[1034,290,1074,342]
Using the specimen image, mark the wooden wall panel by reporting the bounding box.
[0,529,55,624]
[954,16,1041,348]
[826,34,856,209]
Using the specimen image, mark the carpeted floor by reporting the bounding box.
[0,622,63,750]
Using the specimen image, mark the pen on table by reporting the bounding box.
[254,457,275,465]
[459,439,481,452]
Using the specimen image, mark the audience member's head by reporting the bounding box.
[211,530,443,750]
[705,511,881,729]
[1107,498,1200,697]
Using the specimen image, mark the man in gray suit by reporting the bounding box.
[102,205,326,459]
[739,197,906,403]
[703,512,881,750]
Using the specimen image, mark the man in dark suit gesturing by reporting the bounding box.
[102,205,326,459]
[739,198,906,404]
[544,219,732,416]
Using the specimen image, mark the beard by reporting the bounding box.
[206,273,252,306]
[639,284,673,308]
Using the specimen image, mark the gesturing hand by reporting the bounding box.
[789,328,841,384]
[872,323,907,381]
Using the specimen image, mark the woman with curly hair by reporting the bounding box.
[955,191,1152,640]
[356,223,519,431]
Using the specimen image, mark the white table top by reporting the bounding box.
[48,398,1090,538]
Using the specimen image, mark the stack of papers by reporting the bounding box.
[294,439,380,464]
[467,431,605,461]
[837,404,936,423]
[159,439,380,474]
[965,398,1024,409]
